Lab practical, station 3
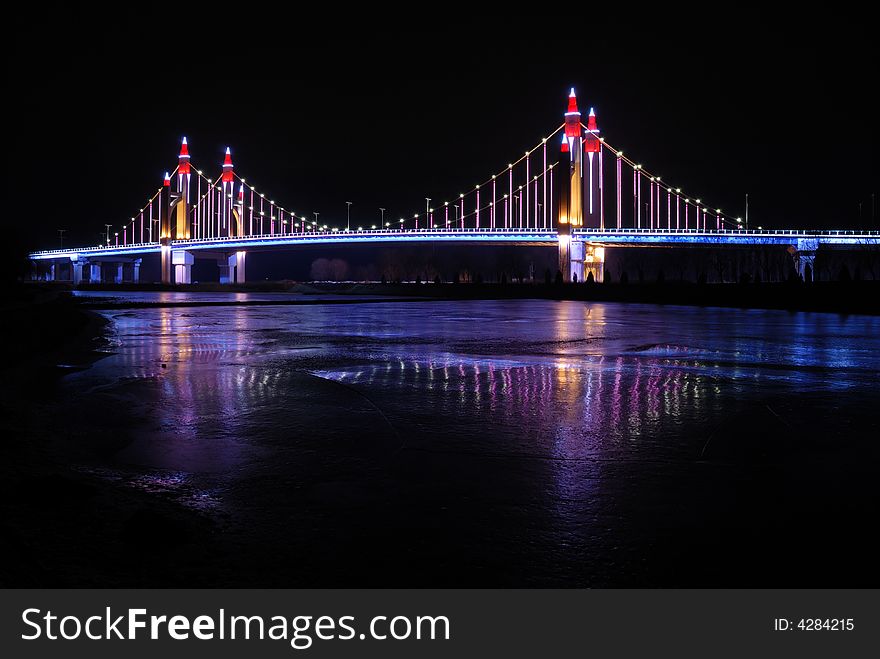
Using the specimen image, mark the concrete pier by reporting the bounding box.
[172,250,194,284]
[230,251,246,284]
[71,260,84,285]
[789,238,818,282]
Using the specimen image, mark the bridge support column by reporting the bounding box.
[172,250,194,284]
[132,259,142,283]
[570,239,585,283]
[558,225,587,283]
[114,263,123,284]
[584,246,605,283]
[230,251,246,284]
[788,238,818,282]
[160,245,172,285]
[47,263,55,282]
[89,263,102,283]
[71,259,84,286]
[218,260,231,284]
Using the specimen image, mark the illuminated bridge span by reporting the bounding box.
[29,89,879,285]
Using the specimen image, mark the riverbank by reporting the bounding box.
[345,280,880,315]
[0,287,219,586]
[36,279,880,314]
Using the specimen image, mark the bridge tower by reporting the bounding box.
[558,89,604,283]
[160,138,195,284]
[583,108,603,229]
[221,148,234,235]
[159,171,173,284]
[558,88,582,282]
[175,137,192,240]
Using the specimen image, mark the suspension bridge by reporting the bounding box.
[29,89,878,285]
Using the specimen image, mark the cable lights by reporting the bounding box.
[81,112,750,250]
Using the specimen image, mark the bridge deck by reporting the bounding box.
[28,228,880,260]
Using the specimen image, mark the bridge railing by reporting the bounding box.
[29,241,161,256]
[28,228,880,257]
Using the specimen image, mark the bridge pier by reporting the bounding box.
[114,263,123,284]
[172,250,194,284]
[788,238,818,282]
[217,252,246,284]
[71,259,84,285]
[559,238,605,283]
[231,251,246,284]
[132,258,141,283]
[584,245,605,283]
[559,235,587,282]
[217,260,231,284]
[47,263,55,282]
[89,263,102,283]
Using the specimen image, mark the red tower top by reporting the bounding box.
[586,108,598,133]
[564,87,582,144]
[163,172,171,187]
[584,107,601,153]
[566,88,579,115]
[560,132,569,153]
[178,137,191,175]
[221,147,234,183]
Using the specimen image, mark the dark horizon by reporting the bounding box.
[9,11,877,255]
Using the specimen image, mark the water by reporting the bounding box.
[59,294,880,586]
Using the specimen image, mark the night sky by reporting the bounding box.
[9,10,876,259]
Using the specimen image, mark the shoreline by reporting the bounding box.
[0,289,219,587]
[28,279,880,315]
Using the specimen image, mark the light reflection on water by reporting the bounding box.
[73,297,880,463]
[62,295,880,584]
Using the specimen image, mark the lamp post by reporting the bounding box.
[379,207,385,228]
[346,202,352,231]
[57,228,66,249]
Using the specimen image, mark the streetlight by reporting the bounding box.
[379,207,385,226]
[57,228,66,249]
[346,201,352,231]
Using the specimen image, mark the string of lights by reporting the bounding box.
[98,110,751,247]
[595,127,743,229]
